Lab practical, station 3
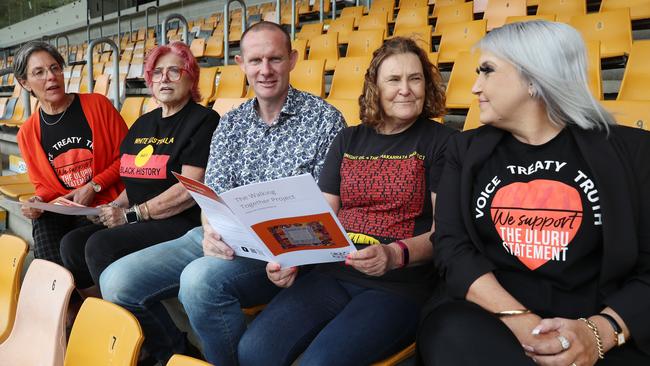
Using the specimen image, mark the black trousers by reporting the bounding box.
[59,215,198,289]
[32,212,92,265]
[417,300,650,366]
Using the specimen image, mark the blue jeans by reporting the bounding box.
[238,271,420,366]
[100,227,280,365]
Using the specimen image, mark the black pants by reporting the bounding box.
[417,300,650,366]
[32,212,92,265]
[59,215,198,289]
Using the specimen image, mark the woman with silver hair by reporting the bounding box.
[15,41,126,278]
[417,21,650,365]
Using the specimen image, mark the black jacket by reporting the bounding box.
[433,124,650,354]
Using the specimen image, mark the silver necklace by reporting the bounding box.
[40,106,68,126]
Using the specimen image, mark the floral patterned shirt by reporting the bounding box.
[205,87,346,193]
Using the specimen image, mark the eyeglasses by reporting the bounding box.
[30,64,63,80]
[149,66,186,82]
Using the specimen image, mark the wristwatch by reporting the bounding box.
[124,208,138,224]
[90,180,102,193]
[598,313,626,346]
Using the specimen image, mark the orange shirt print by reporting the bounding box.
[52,148,93,188]
[490,179,583,270]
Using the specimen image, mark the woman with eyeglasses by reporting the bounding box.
[15,41,127,279]
[56,41,219,299]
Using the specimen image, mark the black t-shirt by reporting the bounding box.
[472,129,604,317]
[318,118,455,303]
[120,100,219,221]
[40,94,93,189]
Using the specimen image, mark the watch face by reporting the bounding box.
[126,211,138,224]
[92,182,101,192]
[617,333,626,346]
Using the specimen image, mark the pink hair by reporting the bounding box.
[144,41,201,102]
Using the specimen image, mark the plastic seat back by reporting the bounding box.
[394,6,430,34]
[347,30,385,57]
[505,14,556,23]
[296,23,323,45]
[167,354,212,366]
[326,98,361,126]
[212,98,249,116]
[601,100,650,129]
[190,38,206,58]
[433,0,471,16]
[64,298,144,366]
[483,0,527,30]
[328,17,355,44]
[120,97,145,128]
[292,39,308,60]
[586,41,603,100]
[393,25,433,52]
[600,0,650,21]
[617,40,650,101]
[308,33,339,71]
[399,0,430,7]
[359,13,390,36]
[0,235,28,343]
[93,73,110,96]
[205,35,224,58]
[570,9,632,59]
[369,0,395,21]
[143,97,160,114]
[291,59,326,97]
[340,6,365,27]
[0,259,74,366]
[214,65,245,99]
[536,0,586,23]
[438,20,487,64]
[434,2,475,36]
[328,56,372,100]
[446,51,481,109]
[462,99,482,131]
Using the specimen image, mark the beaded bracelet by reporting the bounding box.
[579,317,605,360]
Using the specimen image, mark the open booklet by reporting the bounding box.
[7,196,101,216]
[173,173,356,267]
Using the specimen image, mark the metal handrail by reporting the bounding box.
[161,13,189,45]
[332,0,336,20]
[276,0,281,26]
[55,35,70,51]
[87,37,121,110]
[290,0,296,40]
[320,0,324,23]
[224,0,248,66]
[146,6,160,37]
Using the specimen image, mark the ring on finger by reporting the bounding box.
[570,363,577,366]
[558,335,571,351]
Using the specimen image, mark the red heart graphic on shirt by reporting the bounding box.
[490,180,583,270]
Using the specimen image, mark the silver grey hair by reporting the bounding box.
[477,20,615,130]
[13,41,66,81]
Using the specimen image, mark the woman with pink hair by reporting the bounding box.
[59,41,219,299]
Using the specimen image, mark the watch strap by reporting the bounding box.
[598,313,625,346]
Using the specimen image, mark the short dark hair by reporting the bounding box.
[359,37,446,130]
[240,21,292,56]
[14,41,65,81]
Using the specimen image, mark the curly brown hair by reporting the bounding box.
[359,37,446,130]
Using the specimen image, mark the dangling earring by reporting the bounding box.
[528,83,534,98]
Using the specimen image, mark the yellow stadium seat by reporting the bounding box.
[328,56,372,100]
[0,182,35,198]
[328,17,355,44]
[0,235,28,343]
[570,9,632,59]
[483,0,527,30]
[617,40,650,101]
[505,14,556,24]
[291,59,326,97]
[312,0,331,13]
[399,0,430,8]
[600,0,650,21]
[214,65,246,99]
[433,0,469,16]
[370,0,395,20]
[297,23,324,46]
[120,97,145,128]
[392,25,433,52]
[292,39,308,60]
[429,52,439,66]
[197,67,219,106]
[64,298,143,366]
[433,2,474,36]
[394,6,430,34]
[359,13,390,36]
[536,0,586,23]
[190,38,206,58]
[347,30,385,57]
[438,20,487,64]
[212,98,248,116]
[0,173,30,186]
[601,100,650,129]
[446,51,481,109]
[462,99,482,131]
[205,35,224,58]
[167,354,212,366]
[93,73,110,97]
[308,33,339,72]
[586,41,603,100]
[0,259,74,366]
[327,98,361,126]
[340,6,365,27]
[372,343,416,366]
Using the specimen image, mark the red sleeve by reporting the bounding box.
[89,94,128,189]
[17,117,62,202]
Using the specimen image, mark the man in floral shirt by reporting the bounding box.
[100,22,345,366]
